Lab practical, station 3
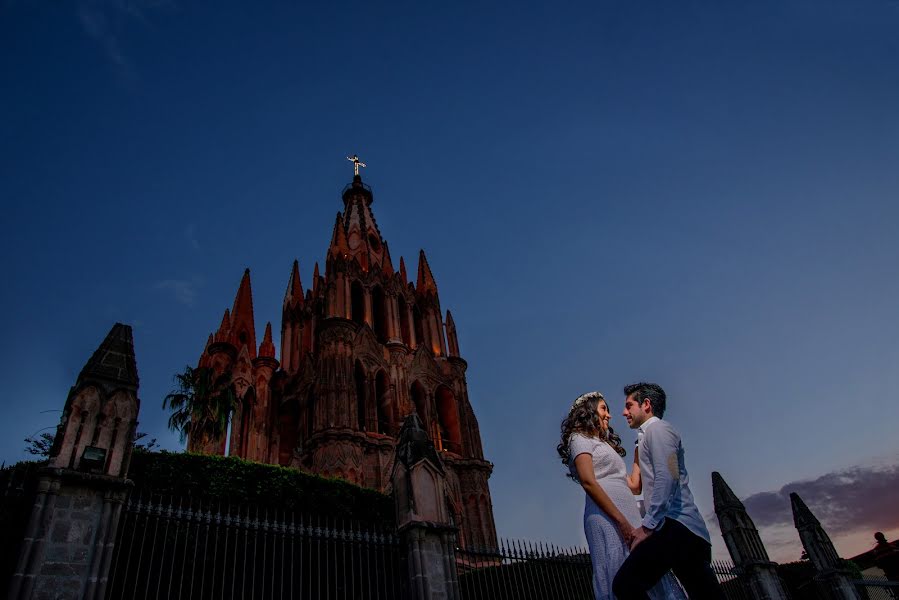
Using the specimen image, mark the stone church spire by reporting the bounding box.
[229,269,257,359]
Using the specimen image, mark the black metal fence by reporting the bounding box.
[854,577,899,600]
[105,491,408,600]
[712,559,755,600]
[0,463,39,593]
[455,539,593,600]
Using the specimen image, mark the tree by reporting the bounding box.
[163,365,239,447]
[24,430,159,457]
[23,432,55,456]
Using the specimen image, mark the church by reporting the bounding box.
[191,159,498,549]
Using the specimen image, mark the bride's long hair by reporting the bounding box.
[557,392,626,480]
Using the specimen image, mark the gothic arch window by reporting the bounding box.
[235,387,255,457]
[355,360,368,430]
[305,390,316,439]
[351,280,365,325]
[375,370,391,434]
[435,385,462,454]
[278,398,300,466]
[413,305,425,350]
[397,295,412,346]
[371,285,388,344]
[410,381,428,423]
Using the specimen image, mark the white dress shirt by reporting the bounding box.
[636,416,711,543]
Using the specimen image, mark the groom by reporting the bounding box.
[612,382,725,599]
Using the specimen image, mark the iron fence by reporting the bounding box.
[105,491,407,600]
[854,576,899,600]
[712,559,755,600]
[455,539,593,600]
[0,463,40,593]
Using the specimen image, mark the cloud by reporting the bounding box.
[741,459,899,536]
[708,456,899,560]
[154,278,201,306]
[75,0,174,79]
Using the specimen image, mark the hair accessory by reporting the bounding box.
[572,391,604,411]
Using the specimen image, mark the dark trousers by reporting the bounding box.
[612,518,725,599]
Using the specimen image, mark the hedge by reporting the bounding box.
[127,450,394,527]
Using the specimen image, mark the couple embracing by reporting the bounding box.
[557,383,725,600]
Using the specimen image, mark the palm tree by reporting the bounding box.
[163,365,239,448]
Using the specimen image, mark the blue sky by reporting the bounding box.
[2,0,898,562]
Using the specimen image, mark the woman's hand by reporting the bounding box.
[616,518,636,546]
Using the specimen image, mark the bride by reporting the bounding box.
[557,391,685,600]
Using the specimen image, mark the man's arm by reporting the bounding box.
[626,446,642,495]
[641,423,681,531]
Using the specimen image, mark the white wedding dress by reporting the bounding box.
[569,433,686,600]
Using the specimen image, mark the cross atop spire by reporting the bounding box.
[347,154,366,177]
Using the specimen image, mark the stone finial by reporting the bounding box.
[791,492,859,599]
[258,322,276,358]
[712,473,789,599]
[712,471,744,512]
[51,323,140,478]
[790,492,821,530]
[77,322,138,392]
[392,413,449,529]
[230,269,257,358]
[395,413,445,475]
[416,249,438,295]
[284,259,304,307]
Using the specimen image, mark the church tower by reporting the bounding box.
[192,166,497,549]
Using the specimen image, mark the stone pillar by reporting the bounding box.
[8,323,140,600]
[713,472,789,600]
[791,492,859,600]
[392,414,460,600]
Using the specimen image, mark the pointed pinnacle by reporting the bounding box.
[313,262,321,293]
[329,212,350,256]
[399,257,408,283]
[232,269,254,318]
[790,492,820,529]
[77,323,139,390]
[284,259,304,306]
[416,249,438,294]
[259,322,276,358]
[712,472,744,511]
[217,308,231,335]
[445,309,456,329]
[382,241,394,276]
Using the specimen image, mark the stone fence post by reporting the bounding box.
[713,472,789,600]
[8,323,139,600]
[391,413,460,600]
[791,492,860,600]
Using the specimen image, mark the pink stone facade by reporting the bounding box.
[190,176,497,549]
